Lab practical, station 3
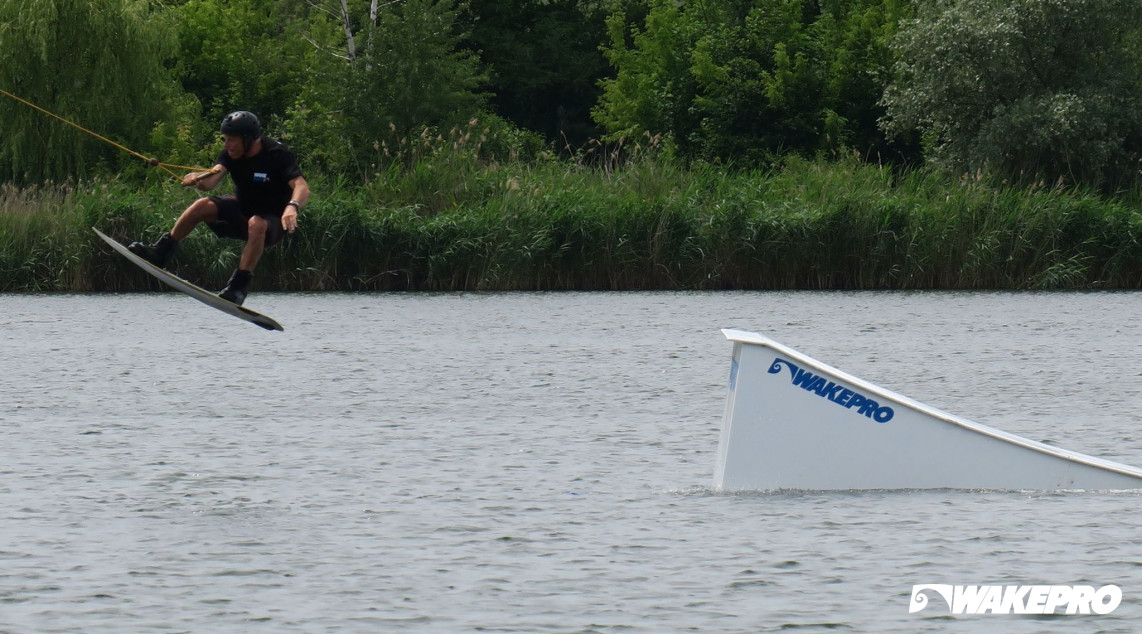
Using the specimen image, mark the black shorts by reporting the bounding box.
[206,195,285,247]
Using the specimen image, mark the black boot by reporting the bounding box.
[127,232,178,268]
[218,269,253,306]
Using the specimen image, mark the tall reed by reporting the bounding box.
[4,147,1142,292]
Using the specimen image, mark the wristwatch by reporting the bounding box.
[287,200,302,210]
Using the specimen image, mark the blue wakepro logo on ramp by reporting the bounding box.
[767,358,894,423]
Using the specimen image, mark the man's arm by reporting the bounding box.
[281,175,310,233]
[182,165,227,191]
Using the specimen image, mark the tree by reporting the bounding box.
[0,0,181,181]
[594,0,909,164]
[172,0,314,136]
[285,0,488,176]
[881,0,1142,189]
[594,0,704,155]
[462,0,615,148]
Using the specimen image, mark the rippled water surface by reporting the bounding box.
[3,291,1142,632]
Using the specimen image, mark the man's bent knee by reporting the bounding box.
[188,198,219,220]
[247,215,268,239]
[172,198,219,241]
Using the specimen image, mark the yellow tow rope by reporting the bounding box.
[0,87,213,181]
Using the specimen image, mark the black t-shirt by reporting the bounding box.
[217,137,304,217]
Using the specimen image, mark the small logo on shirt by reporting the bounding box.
[253,172,270,183]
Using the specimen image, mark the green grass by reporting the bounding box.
[5,153,1142,292]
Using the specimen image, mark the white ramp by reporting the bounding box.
[715,329,1142,491]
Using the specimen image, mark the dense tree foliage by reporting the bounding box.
[0,0,182,181]
[595,0,911,163]
[882,0,1142,189]
[463,0,613,147]
[172,0,309,128]
[283,0,490,175]
[458,0,650,148]
[2,0,1141,189]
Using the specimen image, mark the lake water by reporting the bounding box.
[3,290,1142,632]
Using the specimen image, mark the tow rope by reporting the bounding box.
[0,87,213,180]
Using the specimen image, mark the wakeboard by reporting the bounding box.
[93,227,284,331]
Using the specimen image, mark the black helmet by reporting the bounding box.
[220,111,261,142]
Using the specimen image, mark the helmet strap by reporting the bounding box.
[241,135,258,158]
